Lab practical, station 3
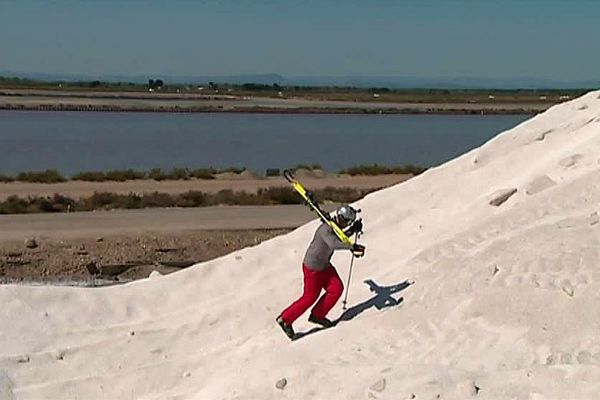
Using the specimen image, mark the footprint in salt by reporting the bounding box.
[0,370,15,400]
[558,154,583,168]
[535,129,554,141]
[525,175,556,196]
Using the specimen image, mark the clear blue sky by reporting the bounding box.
[1,0,598,80]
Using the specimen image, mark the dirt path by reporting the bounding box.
[0,205,343,284]
[0,204,336,242]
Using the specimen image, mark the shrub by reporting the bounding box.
[148,168,167,181]
[210,189,237,205]
[71,171,107,182]
[148,168,190,181]
[0,185,387,214]
[78,192,120,210]
[190,168,216,180]
[339,163,427,176]
[50,194,76,212]
[175,191,207,207]
[167,168,190,180]
[16,169,66,183]
[217,167,246,174]
[393,164,427,175]
[259,187,301,204]
[221,190,261,205]
[119,193,143,209]
[104,169,145,182]
[29,197,58,213]
[0,195,28,214]
[265,168,280,177]
[0,174,14,183]
[141,192,175,207]
[315,186,366,203]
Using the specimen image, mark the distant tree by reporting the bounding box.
[148,79,164,89]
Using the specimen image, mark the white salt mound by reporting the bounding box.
[1,91,600,399]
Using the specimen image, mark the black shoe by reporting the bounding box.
[276,316,295,340]
[308,314,334,328]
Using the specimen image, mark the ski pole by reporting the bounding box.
[342,231,360,311]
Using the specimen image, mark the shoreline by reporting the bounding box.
[0,102,542,115]
[0,89,552,115]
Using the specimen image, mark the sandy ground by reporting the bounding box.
[0,174,409,201]
[1,92,600,399]
[0,174,400,285]
[0,205,338,242]
[0,228,290,285]
[0,205,339,284]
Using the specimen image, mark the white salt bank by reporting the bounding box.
[1,91,600,399]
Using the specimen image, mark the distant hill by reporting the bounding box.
[0,70,598,89]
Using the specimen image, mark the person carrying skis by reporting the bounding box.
[276,204,366,339]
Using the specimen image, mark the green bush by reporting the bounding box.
[49,194,76,212]
[148,168,166,181]
[167,168,190,180]
[216,167,246,174]
[0,195,29,214]
[16,169,66,183]
[119,193,143,209]
[210,189,238,205]
[0,174,14,183]
[339,163,427,176]
[141,192,176,207]
[315,186,366,203]
[77,192,119,210]
[259,187,301,204]
[104,169,146,182]
[221,190,261,205]
[71,171,107,182]
[29,197,57,213]
[0,185,386,214]
[148,168,190,181]
[265,168,280,177]
[190,168,216,179]
[175,191,207,207]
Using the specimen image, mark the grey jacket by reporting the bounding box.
[303,223,352,271]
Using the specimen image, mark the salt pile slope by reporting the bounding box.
[1,92,600,399]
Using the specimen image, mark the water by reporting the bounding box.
[0,111,529,176]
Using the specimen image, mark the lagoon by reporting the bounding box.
[0,111,529,176]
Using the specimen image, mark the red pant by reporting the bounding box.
[280,264,343,325]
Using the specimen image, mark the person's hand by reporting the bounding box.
[346,219,363,236]
[352,243,366,258]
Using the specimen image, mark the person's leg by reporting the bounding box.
[280,265,323,325]
[310,265,343,320]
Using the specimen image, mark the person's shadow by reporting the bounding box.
[293,279,413,341]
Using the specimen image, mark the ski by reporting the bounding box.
[283,169,354,246]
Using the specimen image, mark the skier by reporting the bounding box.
[276,204,366,339]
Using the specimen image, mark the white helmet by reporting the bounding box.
[334,205,357,225]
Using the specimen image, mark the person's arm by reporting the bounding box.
[320,224,367,257]
[320,225,353,251]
